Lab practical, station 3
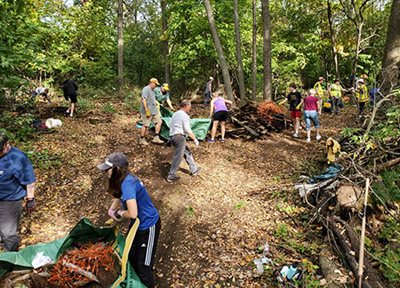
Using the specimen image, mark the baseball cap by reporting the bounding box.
[0,132,9,150]
[97,152,129,171]
[162,83,169,91]
[319,77,325,81]
[209,76,214,80]
[358,78,365,84]
[149,78,160,86]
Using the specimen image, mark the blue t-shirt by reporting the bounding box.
[120,174,159,230]
[0,147,36,201]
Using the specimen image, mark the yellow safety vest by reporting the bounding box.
[356,85,368,103]
[330,83,342,98]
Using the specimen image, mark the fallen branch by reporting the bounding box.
[375,157,400,173]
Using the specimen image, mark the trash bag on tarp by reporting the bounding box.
[137,106,211,141]
[0,218,146,288]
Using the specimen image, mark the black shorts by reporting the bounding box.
[68,94,78,103]
[213,111,228,121]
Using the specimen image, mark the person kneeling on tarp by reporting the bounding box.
[97,152,161,288]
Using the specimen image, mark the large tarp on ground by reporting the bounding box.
[148,106,211,141]
[0,218,145,288]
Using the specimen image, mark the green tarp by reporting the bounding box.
[0,218,145,288]
[144,106,211,141]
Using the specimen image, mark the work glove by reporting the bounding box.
[194,139,199,148]
[108,207,122,222]
[145,109,151,117]
[25,198,36,214]
[295,104,301,110]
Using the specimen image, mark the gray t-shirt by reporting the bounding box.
[140,85,158,115]
[169,110,192,136]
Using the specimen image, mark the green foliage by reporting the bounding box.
[26,149,62,170]
[274,223,289,238]
[0,112,35,143]
[77,98,94,113]
[102,103,116,114]
[372,167,400,204]
[371,218,400,283]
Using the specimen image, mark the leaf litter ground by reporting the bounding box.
[17,98,357,287]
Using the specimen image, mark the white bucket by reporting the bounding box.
[45,118,62,128]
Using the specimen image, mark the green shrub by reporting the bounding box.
[102,103,116,114]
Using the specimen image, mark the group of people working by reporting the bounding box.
[283,75,374,142]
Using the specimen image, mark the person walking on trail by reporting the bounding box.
[303,89,322,143]
[0,132,36,252]
[154,83,174,111]
[280,83,303,138]
[208,92,232,143]
[167,100,201,183]
[97,152,160,288]
[139,78,164,145]
[314,76,331,113]
[328,79,345,115]
[355,78,369,117]
[204,76,214,106]
[62,79,78,117]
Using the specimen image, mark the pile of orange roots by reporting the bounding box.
[48,243,117,288]
[257,100,286,123]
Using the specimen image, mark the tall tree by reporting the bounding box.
[382,0,400,93]
[261,0,272,100]
[327,0,340,79]
[117,0,124,91]
[233,0,246,104]
[203,0,234,103]
[161,0,171,84]
[252,0,257,100]
[338,0,373,82]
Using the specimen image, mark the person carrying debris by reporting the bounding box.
[303,89,322,143]
[62,78,78,117]
[154,83,174,111]
[0,132,36,251]
[166,100,201,183]
[208,92,232,143]
[97,152,161,288]
[139,78,164,145]
[280,83,303,138]
[204,76,214,106]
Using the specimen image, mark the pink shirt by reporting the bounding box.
[304,95,319,111]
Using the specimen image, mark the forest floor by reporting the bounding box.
[15,97,358,287]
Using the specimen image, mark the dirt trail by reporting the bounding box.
[19,100,357,287]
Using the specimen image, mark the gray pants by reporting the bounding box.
[0,200,23,251]
[168,135,197,177]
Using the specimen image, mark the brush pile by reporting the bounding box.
[226,100,289,139]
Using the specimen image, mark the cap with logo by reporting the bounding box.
[97,152,129,171]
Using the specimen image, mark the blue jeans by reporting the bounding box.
[304,110,320,131]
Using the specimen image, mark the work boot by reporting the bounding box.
[152,135,164,144]
[139,137,149,145]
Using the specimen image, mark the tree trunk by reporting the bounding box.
[233,0,246,105]
[161,0,171,84]
[117,0,124,92]
[261,0,272,100]
[353,22,364,78]
[382,0,400,93]
[252,0,257,100]
[203,0,235,103]
[327,0,340,79]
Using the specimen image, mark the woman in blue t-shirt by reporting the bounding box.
[97,152,161,288]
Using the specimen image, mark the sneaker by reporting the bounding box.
[166,175,180,183]
[293,133,299,138]
[190,167,201,176]
[316,135,321,141]
[152,135,164,144]
[220,138,225,143]
[306,138,311,143]
[207,139,215,143]
[139,138,149,145]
